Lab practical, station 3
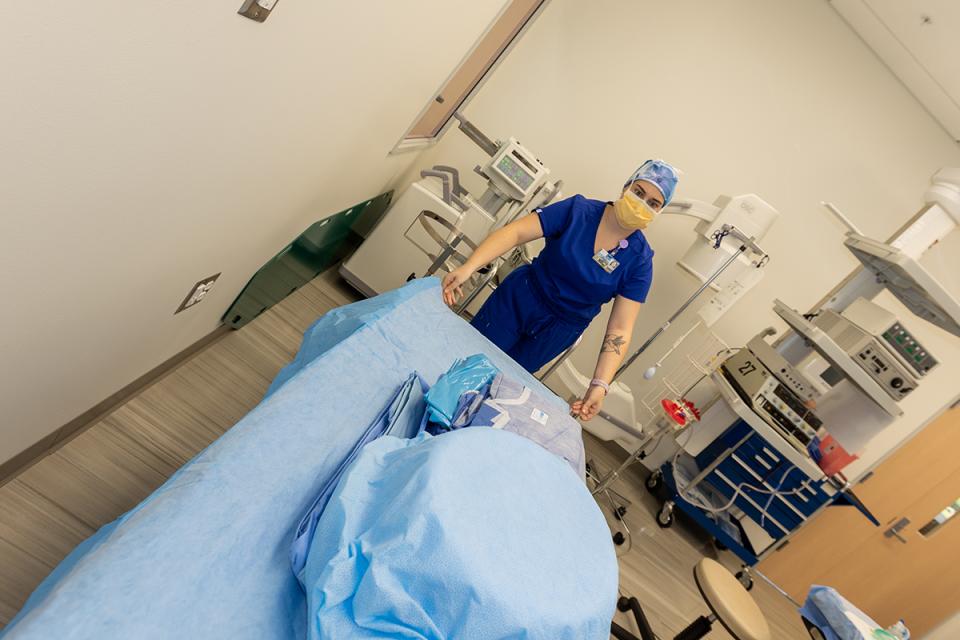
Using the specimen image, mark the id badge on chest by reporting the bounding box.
[592,249,620,274]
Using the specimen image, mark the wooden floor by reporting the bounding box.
[0,268,809,638]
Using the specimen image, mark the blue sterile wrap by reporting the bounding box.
[303,428,618,640]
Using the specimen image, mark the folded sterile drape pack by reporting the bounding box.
[426,356,585,478]
[461,372,586,479]
[290,372,430,582]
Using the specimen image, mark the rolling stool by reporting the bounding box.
[612,558,770,640]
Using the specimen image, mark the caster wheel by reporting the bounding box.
[645,471,663,494]
[735,571,754,591]
[585,462,593,475]
[614,506,628,521]
[613,532,626,546]
[617,597,631,613]
[714,538,728,551]
[656,503,674,529]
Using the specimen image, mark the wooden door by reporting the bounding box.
[819,471,959,636]
[759,407,960,636]
[405,0,545,140]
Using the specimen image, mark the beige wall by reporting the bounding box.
[408,0,960,475]
[0,0,510,464]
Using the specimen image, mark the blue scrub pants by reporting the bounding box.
[471,266,589,373]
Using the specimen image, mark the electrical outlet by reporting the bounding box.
[175,273,221,314]
[238,0,279,22]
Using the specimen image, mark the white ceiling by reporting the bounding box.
[833,0,960,143]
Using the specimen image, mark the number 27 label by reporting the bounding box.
[737,360,757,376]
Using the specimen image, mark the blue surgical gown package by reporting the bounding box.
[303,428,618,640]
[799,586,888,640]
[424,354,499,427]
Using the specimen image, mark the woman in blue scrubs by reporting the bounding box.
[443,160,679,421]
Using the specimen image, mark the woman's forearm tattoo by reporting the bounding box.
[601,333,626,355]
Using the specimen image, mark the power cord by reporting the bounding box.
[759,465,799,529]
[671,438,809,516]
[671,450,808,515]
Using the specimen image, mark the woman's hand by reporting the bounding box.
[442,266,475,306]
[571,385,606,421]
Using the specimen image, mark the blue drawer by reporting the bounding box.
[691,419,834,538]
[707,459,804,537]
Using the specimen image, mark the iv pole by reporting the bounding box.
[613,232,756,383]
[587,226,768,501]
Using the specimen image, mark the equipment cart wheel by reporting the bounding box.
[656,501,675,528]
[612,532,626,546]
[735,570,754,591]
[617,597,631,613]
[645,470,663,494]
[614,506,628,521]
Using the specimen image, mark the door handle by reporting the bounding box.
[888,530,908,544]
[884,517,911,544]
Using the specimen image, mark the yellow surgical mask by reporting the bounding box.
[614,190,657,230]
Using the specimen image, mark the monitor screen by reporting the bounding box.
[497,154,535,191]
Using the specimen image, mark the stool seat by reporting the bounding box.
[694,559,771,640]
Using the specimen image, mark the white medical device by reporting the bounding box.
[814,303,931,401]
[771,167,960,450]
[341,113,558,308]
[665,194,779,290]
[845,234,960,338]
[484,137,551,202]
[841,297,938,377]
[679,169,960,477]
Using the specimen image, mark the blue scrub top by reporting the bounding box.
[529,195,654,324]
